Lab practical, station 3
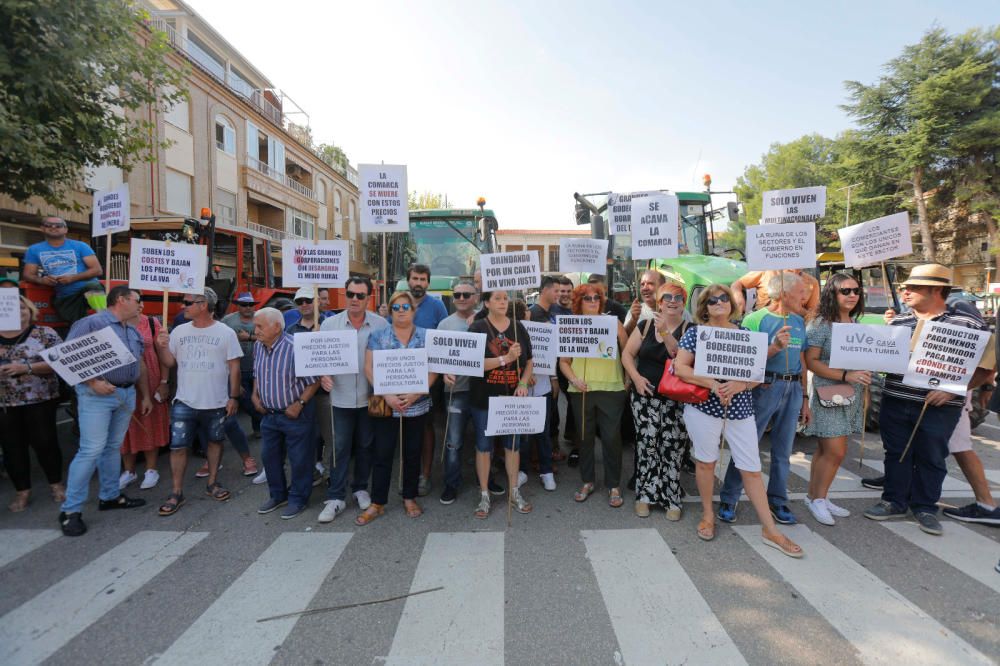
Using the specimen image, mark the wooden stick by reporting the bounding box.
[898,399,930,463]
[780,269,789,372]
[858,384,870,469]
[162,288,169,322]
[105,232,113,294]
[257,586,444,623]
[440,384,454,463]
[398,412,403,489]
[382,232,389,306]
[880,261,892,311]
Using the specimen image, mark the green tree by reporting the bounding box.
[315,142,348,172]
[408,191,448,210]
[0,1,187,207]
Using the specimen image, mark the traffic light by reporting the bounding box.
[575,202,590,225]
[727,201,740,222]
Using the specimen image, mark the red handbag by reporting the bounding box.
[657,358,710,404]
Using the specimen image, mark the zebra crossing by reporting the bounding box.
[1,516,997,665]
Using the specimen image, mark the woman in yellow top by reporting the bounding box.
[558,283,629,507]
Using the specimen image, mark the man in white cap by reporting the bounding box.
[285,287,324,334]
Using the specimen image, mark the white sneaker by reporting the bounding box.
[806,498,835,526]
[353,490,372,510]
[516,471,528,489]
[140,469,159,490]
[539,473,556,491]
[252,469,267,485]
[119,471,137,490]
[318,499,346,523]
[823,498,851,518]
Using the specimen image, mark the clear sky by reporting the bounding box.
[186,0,996,229]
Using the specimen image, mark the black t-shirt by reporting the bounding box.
[529,303,554,324]
[604,299,627,323]
[468,317,533,409]
[634,320,687,386]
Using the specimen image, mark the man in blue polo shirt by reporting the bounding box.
[23,216,104,324]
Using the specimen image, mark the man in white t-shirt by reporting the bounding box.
[155,287,243,516]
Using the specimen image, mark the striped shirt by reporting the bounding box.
[253,334,315,410]
[66,310,143,385]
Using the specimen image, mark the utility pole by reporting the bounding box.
[837,182,863,227]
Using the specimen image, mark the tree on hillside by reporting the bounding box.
[408,191,449,210]
[843,26,1000,262]
[0,1,187,207]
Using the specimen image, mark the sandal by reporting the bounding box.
[205,482,230,501]
[574,483,595,502]
[50,483,66,503]
[697,519,716,541]
[403,500,423,518]
[608,488,624,508]
[158,492,185,516]
[355,503,385,526]
[8,490,30,512]
[762,533,804,559]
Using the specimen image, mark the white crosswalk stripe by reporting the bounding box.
[789,451,865,492]
[879,519,1000,595]
[0,528,59,569]
[864,458,973,492]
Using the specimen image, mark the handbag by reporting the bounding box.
[367,394,394,418]
[657,358,710,404]
[816,383,856,408]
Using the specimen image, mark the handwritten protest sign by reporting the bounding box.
[372,348,428,395]
[556,315,618,359]
[426,330,486,377]
[761,186,826,224]
[484,396,547,436]
[693,326,768,382]
[559,238,608,275]
[359,164,409,233]
[92,184,130,237]
[838,212,912,268]
[42,327,137,386]
[0,288,20,330]
[630,193,679,260]
[128,239,207,295]
[902,321,991,395]
[281,240,350,287]
[293,330,358,377]
[829,323,910,375]
[522,321,556,375]
[745,222,816,271]
[607,191,654,235]
[480,251,541,291]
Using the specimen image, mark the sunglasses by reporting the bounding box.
[391,303,413,312]
[345,291,367,300]
[294,298,314,305]
[837,287,861,296]
[660,293,685,303]
[182,299,205,306]
[581,295,601,303]
[453,292,476,300]
[706,294,731,306]
[42,223,66,229]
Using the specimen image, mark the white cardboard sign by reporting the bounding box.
[630,193,679,260]
[745,222,816,271]
[92,184,130,237]
[293,330,358,377]
[480,251,541,291]
[829,323,910,375]
[372,348,428,395]
[128,239,207,295]
[522,321,556,375]
[484,396,547,436]
[0,288,21,330]
[838,212,912,268]
[42,327,137,386]
[281,240,350,287]
[359,164,409,232]
[761,186,826,224]
[607,191,654,235]
[693,326,768,382]
[559,238,608,275]
[425,329,487,377]
[901,321,991,395]
[556,315,618,359]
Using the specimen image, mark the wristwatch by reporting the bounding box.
[298,398,307,406]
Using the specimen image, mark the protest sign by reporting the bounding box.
[128,239,207,295]
[484,396,547,436]
[607,191,654,235]
[42,327,137,386]
[281,240,350,287]
[92,184,130,237]
[693,326,768,382]
[556,315,618,359]
[829,323,910,375]
[745,222,816,271]
[359,164,408,232]
[0,287,20,330]
[630,192,679,260]
[559,238,608,275]
[761,186,826,224]
[988,282,1000,294]
[480,251,541,291]
[522,321,556,375]
[426,329,487,377]
[838,212,912,268]
[372,348,429,395]
[901,321,991,395]
[293,330,358,377]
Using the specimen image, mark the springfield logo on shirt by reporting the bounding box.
[178,335,223,370]
[38,249,78,275]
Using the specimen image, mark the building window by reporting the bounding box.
[316,179,327,204]
[163,87,189,132]
[165,169,192,215]
[288,209,315,240]
[548,246,559,271]
[215,116,235,155]
[215,189,236,226]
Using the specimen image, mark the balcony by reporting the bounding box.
[246,156,314,200]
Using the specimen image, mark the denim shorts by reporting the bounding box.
[170,401,226,450]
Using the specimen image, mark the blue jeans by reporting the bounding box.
[720,379,800,506]
[443,391,471,490]
[326,406,374,501]
[62,384,135,514]
[520,393,554,475]
[470,406,518,453]
[880,396,961,514]
[260,401,317,508]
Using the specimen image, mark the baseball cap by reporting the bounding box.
[234,292,257,305]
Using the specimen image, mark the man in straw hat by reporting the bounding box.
[862,264,995,535]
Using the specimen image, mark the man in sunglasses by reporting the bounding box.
[285,288,326,334]
[23,216,104,324]
[316,277,387,522]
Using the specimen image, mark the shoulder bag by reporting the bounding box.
[815,384,856,408]
[656,324,710,404]
[367,395,394,418]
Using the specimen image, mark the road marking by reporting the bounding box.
[975,421,999,434]
[0,530,207,666]
[789,452,865,492]
[984,469,1000,485]
[880,520,1000,595]
[0,529,60,569]
[384,532,503,665]
[865,459,972,492]
[154,532,351,665]
[734,524,992,665]
[582,528,746,665]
